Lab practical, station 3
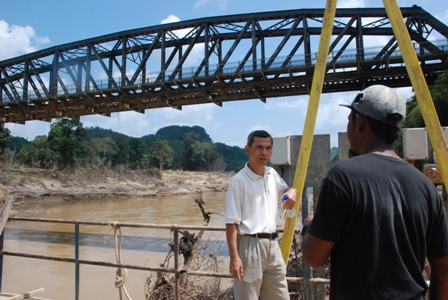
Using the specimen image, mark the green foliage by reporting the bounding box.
[180,132,223,171]
[85,126,131,141]
[0,124,13,154]
[90,137,117,165]
[395,72,448,156]
[181,132,200,171]
[129,138,148,169]
[213,142,247,172]
[155,125,212,143]
[330,147,339,165]
[190,141,220,171]
[16,147,30,165]
[30,135,58,168]
[111,138,131,166]
[7,136,31,154]
[149,139,174,170]
[48,118,88,168]
[430,72,448,126]
[7,122,245,172]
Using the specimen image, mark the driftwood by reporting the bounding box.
[182,191,209,270]
[147,190,228,299]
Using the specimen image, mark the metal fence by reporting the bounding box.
[0,217,329,300]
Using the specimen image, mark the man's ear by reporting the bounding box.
[356,114,367,133]
[245,145,250,155]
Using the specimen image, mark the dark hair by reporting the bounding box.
[247,130,273,146]
[351,110,400,144]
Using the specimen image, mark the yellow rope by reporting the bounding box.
[111,221,133,300]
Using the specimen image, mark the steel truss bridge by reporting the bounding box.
[1,5,447,124]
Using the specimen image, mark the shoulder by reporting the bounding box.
[330,153,409,173]
[229,166,250,185]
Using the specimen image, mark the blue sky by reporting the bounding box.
[1,0,447,148]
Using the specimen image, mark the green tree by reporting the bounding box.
[149,139,174,171]
[7,136,31,155]
[16,147,30,165]
[213,142,247,172]
[181,132,199,170]
[47,118,88,168]
[396,72,448,156]
[111,138,130,166]
[29,135,58,169]
[190,141,220,171]
[402,72,448,128]
[90,137,117,165]
[0,123,13,154]
[181,132,221,171]
[129,137,148,169]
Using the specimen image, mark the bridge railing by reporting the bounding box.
[3,40,447,103]
[0,217,329,300]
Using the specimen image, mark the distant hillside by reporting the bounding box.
[330,147,339,161]
[7,124,246,172]
[139,125,245,172]
[85,126,131,141]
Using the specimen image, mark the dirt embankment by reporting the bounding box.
[0,165,234,202]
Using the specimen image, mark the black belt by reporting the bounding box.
[248,232,278,239]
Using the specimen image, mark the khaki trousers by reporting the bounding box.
[233,234,289,300]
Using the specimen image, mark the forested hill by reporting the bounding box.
[88,125,247,171]
[7,124,247,172]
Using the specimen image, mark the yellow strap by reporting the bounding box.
[279,0,337,265]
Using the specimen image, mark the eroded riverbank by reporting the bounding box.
[0,165,233,204]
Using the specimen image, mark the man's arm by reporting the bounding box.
[300,216,335,269]
[427,256,448,300]
[226,223,243,281]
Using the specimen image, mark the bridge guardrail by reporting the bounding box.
[0,217,329,300]
[3,40,447,104]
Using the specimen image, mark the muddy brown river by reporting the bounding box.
[2,192,231,300]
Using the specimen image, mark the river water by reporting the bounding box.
[2,192,231,300]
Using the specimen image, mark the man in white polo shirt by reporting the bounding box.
[225,130,297,300]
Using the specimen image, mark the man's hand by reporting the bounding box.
[283,187,298,210]
[226,223,244,281]
[229,256,244,281]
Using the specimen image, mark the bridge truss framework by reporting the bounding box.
[0,5,447,124]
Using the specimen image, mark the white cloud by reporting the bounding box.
[159,15,205,67]
[155,104,216,126]
[81,112,152,137]
[247,123,272,135]
[337,0,367,8]
[6,121,51,141]
[194,0,228,9]
[194,0,211,8]
[0,20,50,60]
[161,15,181,24]
[265,97,309,112]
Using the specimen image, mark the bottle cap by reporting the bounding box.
[283,195,288,201]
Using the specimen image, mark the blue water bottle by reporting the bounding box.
[283,195,296,218]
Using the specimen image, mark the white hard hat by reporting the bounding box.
[340,85,406,127]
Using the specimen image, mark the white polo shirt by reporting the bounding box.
[224,163,288,235]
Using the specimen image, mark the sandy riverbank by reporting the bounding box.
[0,165,234,203]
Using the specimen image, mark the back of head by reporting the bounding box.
[342,85,406,127]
